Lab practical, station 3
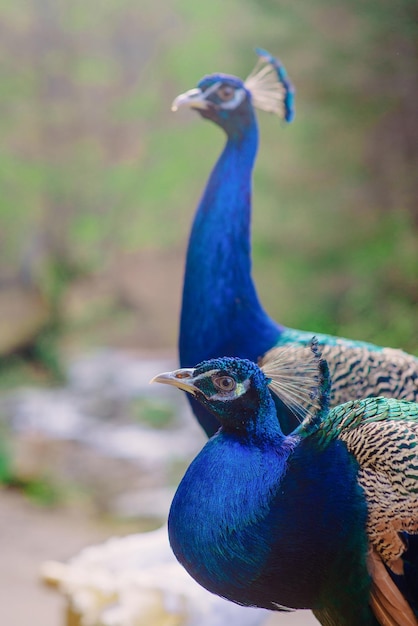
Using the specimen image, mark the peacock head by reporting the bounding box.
[151,340,331,437]
[151,357,274,434]
[172,74,256,136]
[171,48,295,138]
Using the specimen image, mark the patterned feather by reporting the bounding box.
[315,396,418,574]
[318,344,418,403]
[261,340,418,424]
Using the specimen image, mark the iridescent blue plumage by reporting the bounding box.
[173,49,418,437]
[152,352,418,625]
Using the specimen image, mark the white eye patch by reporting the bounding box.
[210,380,249,402]
[201,82,246,111]
[192,370,250,401]
[219,88,246,110]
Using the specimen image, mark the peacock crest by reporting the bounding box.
[244,48,295,122]
[260,337,330,431]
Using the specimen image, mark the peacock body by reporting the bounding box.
[152,345,418,625]
[173,49,418,437]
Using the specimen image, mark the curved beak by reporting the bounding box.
[171,88,209,112]
[150,368,198,395]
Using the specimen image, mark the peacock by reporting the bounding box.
[172,48,418,437]
[151,342,418,625]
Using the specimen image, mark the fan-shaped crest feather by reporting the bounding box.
[245,48,295,122]
[260,339,324,423]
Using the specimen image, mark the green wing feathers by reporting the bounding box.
[321,397,418,575]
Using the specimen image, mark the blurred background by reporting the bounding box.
[0,0,416,624]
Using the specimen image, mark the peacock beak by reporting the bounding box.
[171,88,209,112]
[150,368,198,395]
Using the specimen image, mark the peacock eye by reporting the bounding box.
[213,375,236,392]
[217,85,235,101]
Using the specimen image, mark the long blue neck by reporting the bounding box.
[179,120,283,434]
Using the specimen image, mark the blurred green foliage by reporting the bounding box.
[0,425,59,506]
[0,0,416,360]
[0,425,12,484]
[16,477,61,507]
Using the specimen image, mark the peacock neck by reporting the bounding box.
[179,121,282,373]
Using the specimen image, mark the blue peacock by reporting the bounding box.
[172,49,418,437]
[152,342,418,626]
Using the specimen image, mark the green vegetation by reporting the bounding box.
[0,424,59,506]
[11,476,62,507]
[0,0,416,368]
